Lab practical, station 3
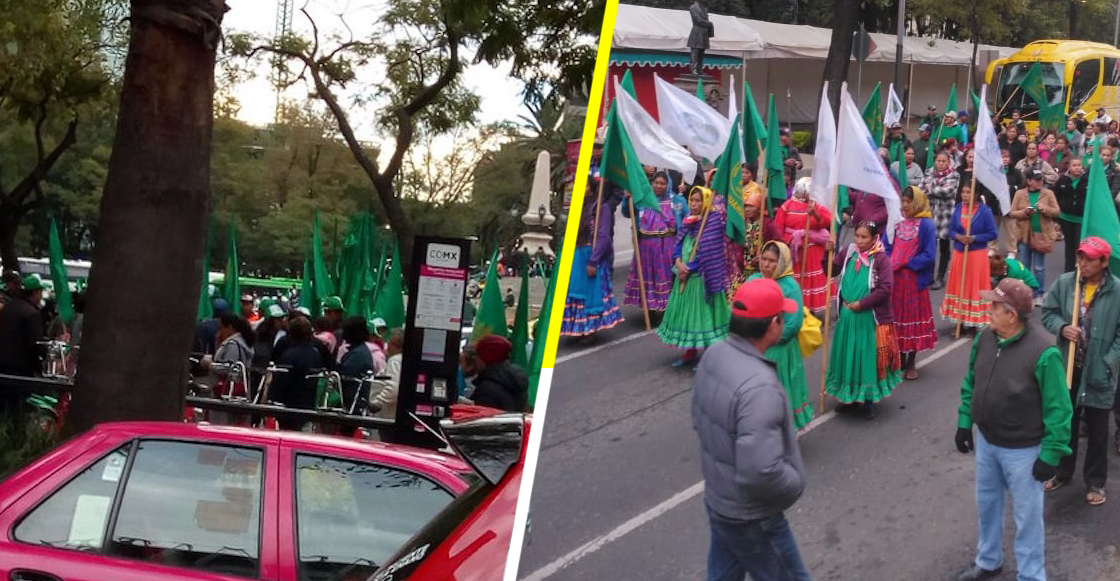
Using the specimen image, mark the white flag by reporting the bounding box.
[973,85,1010,215]
[810,83,836,210]
[613,81,699,180]
[836,85,903,241]
[653,74,732,161]
[885,83,904,127]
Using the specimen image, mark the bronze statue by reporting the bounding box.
[687,1,714,77]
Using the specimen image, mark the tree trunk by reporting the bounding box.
[69,0,226,434]
[0,206,20,273]
[821,0,860,118]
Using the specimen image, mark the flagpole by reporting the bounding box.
[819,185,840,412]
[954,175,978,338]
[992,84,1023,121]
[1067,267,1082,388]
[756,141,767,268]
[628,196,652,331]
[590,175,607,253]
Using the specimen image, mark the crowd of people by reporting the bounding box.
[0,274,530,424]
[569,105,1120,581]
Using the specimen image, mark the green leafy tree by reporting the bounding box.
[227,0,602,274]
[0,0,125,271]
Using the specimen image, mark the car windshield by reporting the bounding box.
[998,62,1065,115]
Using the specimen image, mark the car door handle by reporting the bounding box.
[10,570,61,581]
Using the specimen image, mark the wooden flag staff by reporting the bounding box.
[1066,267,1082,388]
[818,186,840,412]
[627,195,652,330]
[953,175,979,339]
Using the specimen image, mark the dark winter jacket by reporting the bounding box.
[471,361,529,412]
[0,295,44,376]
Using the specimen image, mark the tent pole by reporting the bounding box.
[906,61,914,132]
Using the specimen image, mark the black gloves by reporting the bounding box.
[1032,458,1058,482]
[955,427,974,454]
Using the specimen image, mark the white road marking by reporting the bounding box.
[554,329,655,365]
[518,334,971,580]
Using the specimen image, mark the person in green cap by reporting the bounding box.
[990,251,1039,292]
[0,275,46,379]
[322,295,345,333]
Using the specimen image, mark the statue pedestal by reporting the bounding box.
[517,231,555,258]
[674,73,723,113]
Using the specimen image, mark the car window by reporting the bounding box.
[107,441,263,578]
[295,455,454,581]
[15,445,131,550]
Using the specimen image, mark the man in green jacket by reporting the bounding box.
[1040,236,1120,506]
[954,278,1072,581]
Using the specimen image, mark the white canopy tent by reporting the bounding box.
[612,3,1019,125]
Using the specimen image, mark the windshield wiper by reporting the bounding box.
[326,557,378,581]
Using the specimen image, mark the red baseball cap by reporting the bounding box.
[1078,236,1112,260]
[731,278,798,318]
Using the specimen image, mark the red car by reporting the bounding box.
[0,411,526,581]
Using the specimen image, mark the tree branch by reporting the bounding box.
[383,25,462,184]
[10,117,78,205]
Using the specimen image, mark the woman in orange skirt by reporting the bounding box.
[940,183,998,335]
[775,177,833,314]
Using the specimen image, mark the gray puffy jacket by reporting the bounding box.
[691,334,807,521]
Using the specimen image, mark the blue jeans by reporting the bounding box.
[974,431,1046,581]
[706,508,811,581]
[1017,243,1046,298]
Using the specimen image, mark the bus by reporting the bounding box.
[985,40,1120,133]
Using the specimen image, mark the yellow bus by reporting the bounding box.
[985,40,1120,133]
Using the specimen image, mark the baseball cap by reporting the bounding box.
[889,121,902,129]
[322,296,344,311]
[945,111,957,119]
[294,306,311,317]
[1025,168,1044,181]
[731,278,797,319]
[22,275,43,292]
[212,297,230,315]
[779,126,792,136]
[371,316,388,330]
[928,104,937,110]
[266,304,286,318]
[240,293,254,302]
[1078,236,1112,260]
[1077,109,1087,115]
[958,110,969,117]
[981,278,1034,316]
[918,123,931,132]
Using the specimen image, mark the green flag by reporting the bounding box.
[1084,157,1120,276]
[764,94,786,210]
[48,218,72,325]
[311,211,335,307]
[338,211,377,320]
[471,250,509,341]
[300,241,316,317]
[373,238,406,329]
[696,76,704,101]
[714,113,745,244]
[742,81,767,163]
[945,83,958,116]
[224,218,240,315]
[970,88,981,119]
[602,103,660,211]
[509,263,530,367]
[528,247,560,408]
[620,69,637,97]
[861,82,883,140]
[197,221,213,321]
[1019,62,1047,112]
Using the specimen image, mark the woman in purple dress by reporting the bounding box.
[622,171,677,312]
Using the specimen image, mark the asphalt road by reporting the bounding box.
[518,239,1120,581]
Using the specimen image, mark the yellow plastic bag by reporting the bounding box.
[797,307,822,358]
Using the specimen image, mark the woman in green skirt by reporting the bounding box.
[657,186,731,365]
[824,220,902,420]
[748,240,812,429]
